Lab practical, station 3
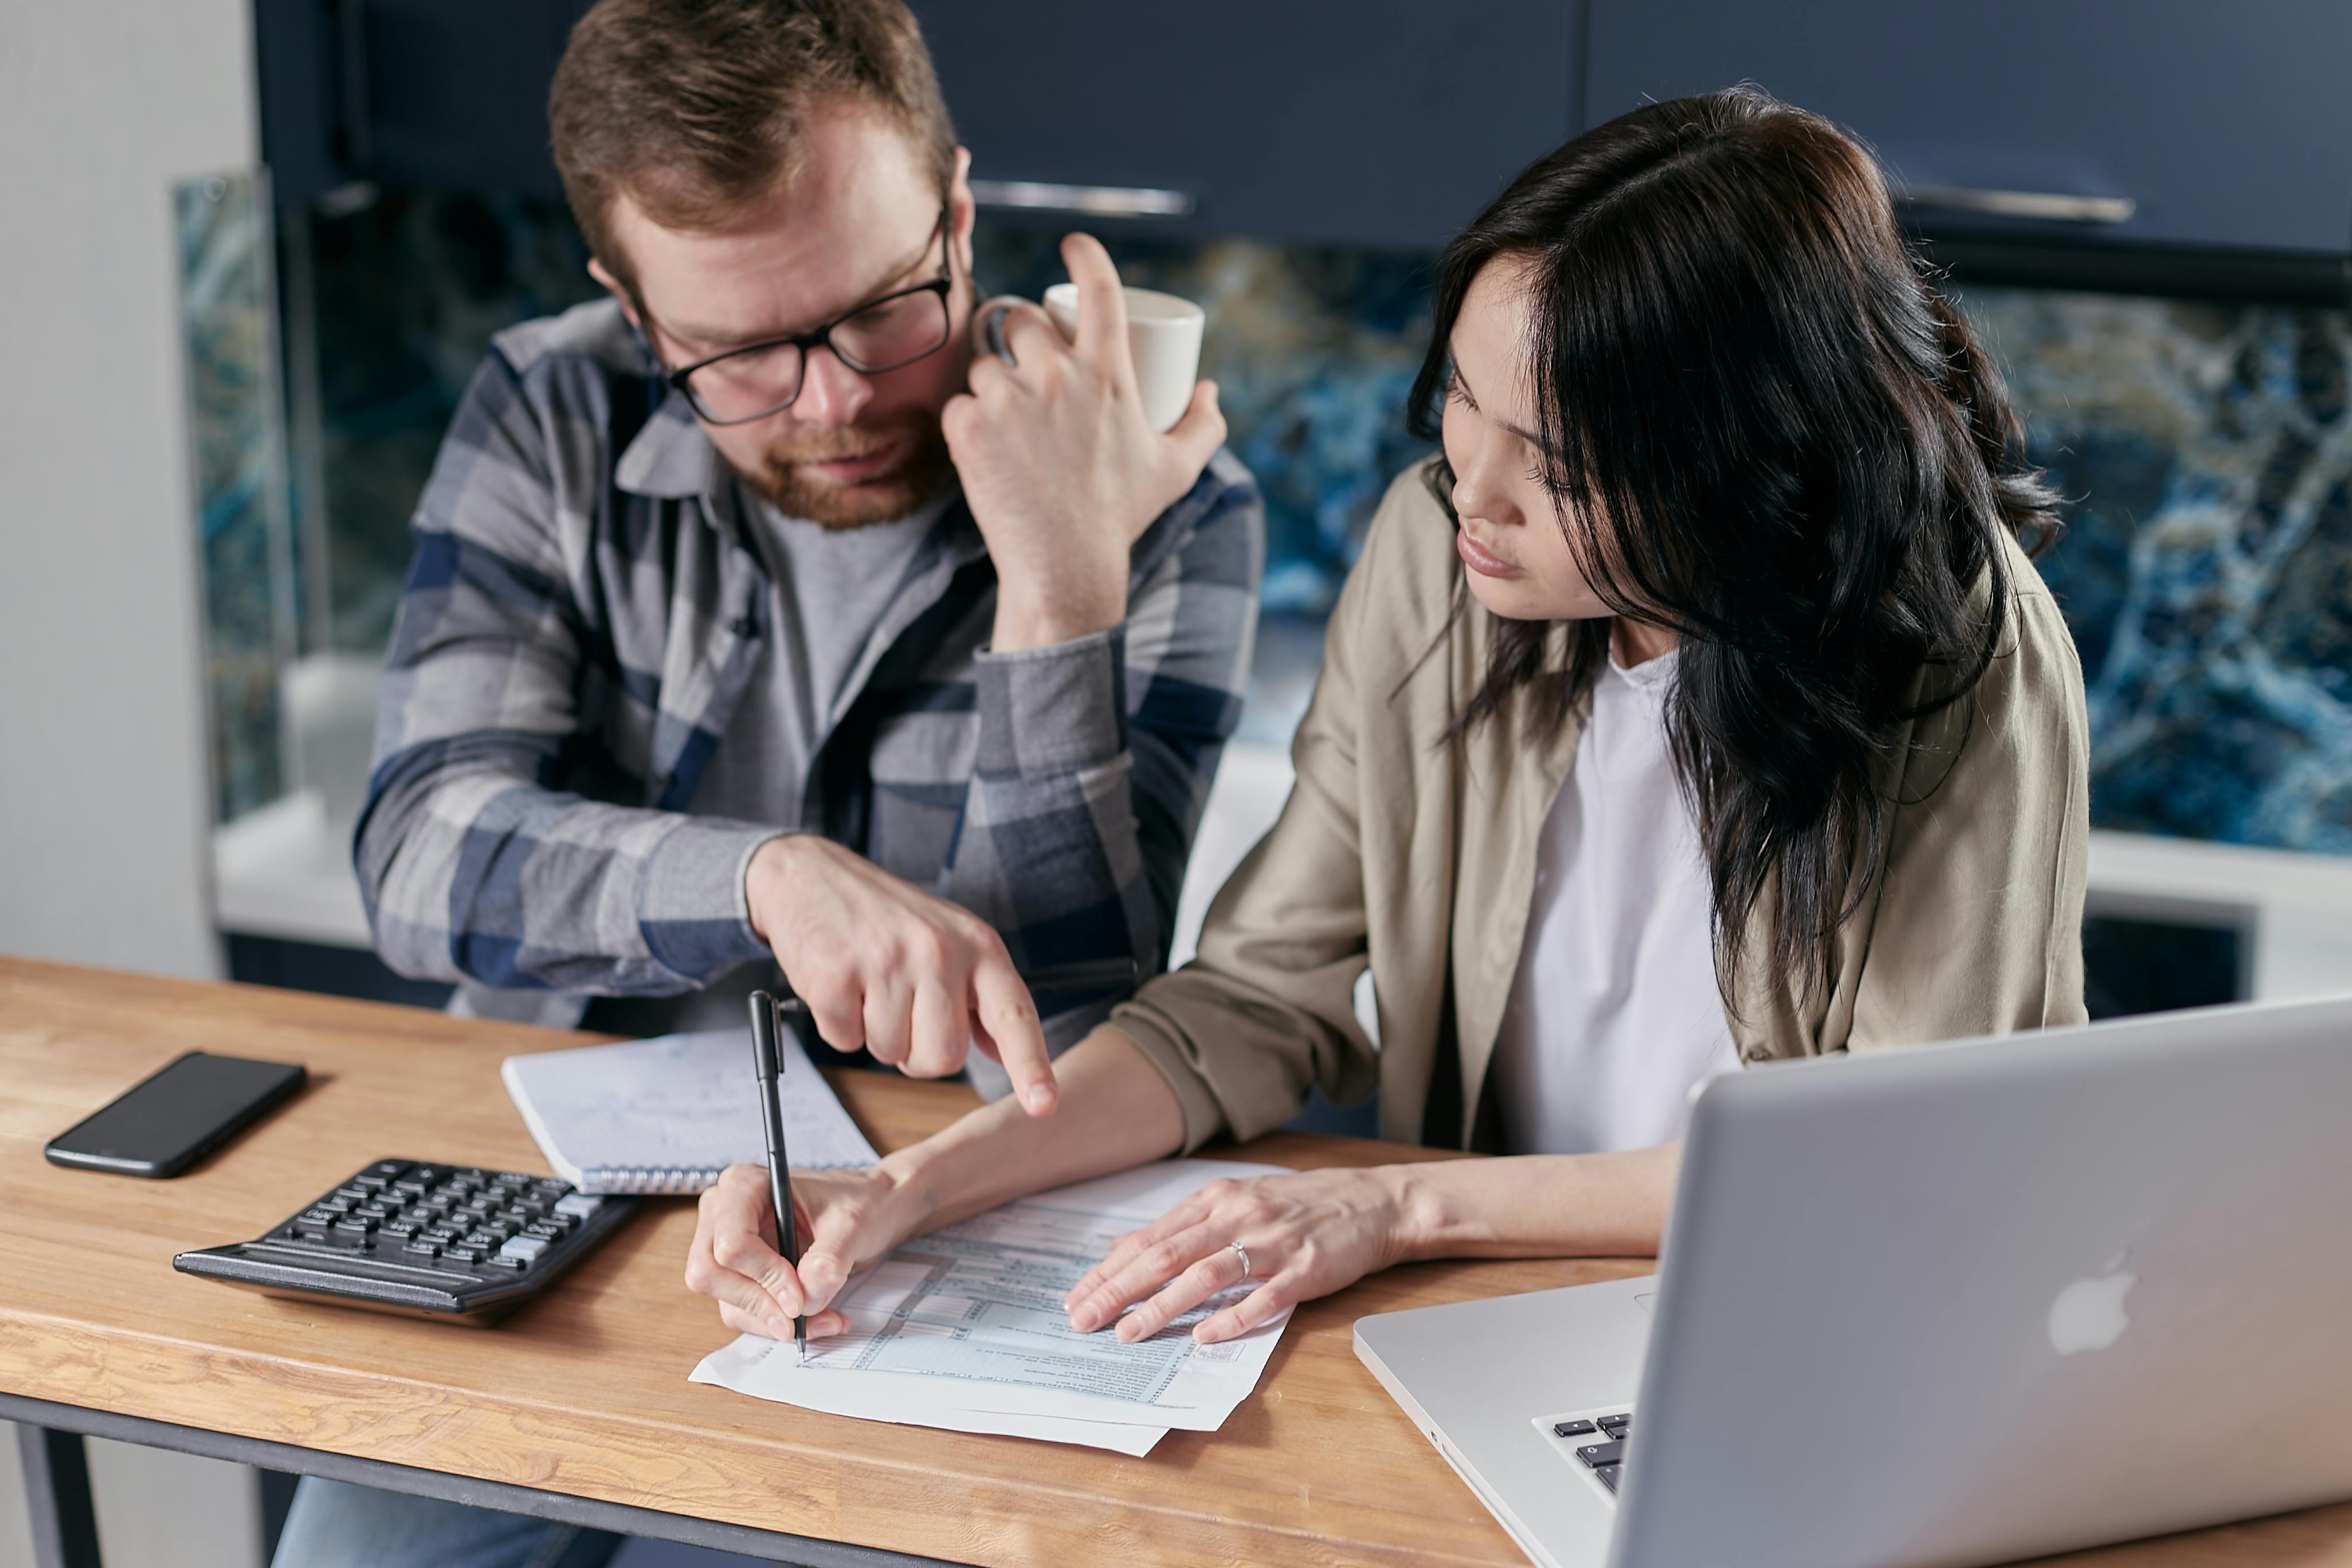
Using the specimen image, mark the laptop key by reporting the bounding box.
[1553,1419,1597,1438]
[1591,1463,1622,1495]
[1576,1441,1625,1469]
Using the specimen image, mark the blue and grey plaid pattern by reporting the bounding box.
[357,299,1263,1039]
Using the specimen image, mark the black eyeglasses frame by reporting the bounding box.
[657,201,957,426]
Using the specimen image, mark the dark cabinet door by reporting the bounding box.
[1583,0,2352,254]
[257,0,594,204]
[910,0,1574,251]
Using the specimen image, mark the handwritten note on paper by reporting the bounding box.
[503,1027,878,1191]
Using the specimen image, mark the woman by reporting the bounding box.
[684,87,2090,1347]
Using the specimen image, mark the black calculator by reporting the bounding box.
[173,1159,639,1325]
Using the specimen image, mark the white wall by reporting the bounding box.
[1,5,263,1562]
[0,0,240,980]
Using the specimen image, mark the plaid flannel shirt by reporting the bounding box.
[357,299,1263,1041]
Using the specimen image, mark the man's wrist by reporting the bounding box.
[743,833,806,944]
[990,584,1126,653]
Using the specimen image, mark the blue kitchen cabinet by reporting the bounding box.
[1583,0,2352,255]
[907,0,1574,251]
[258,0,1576,252]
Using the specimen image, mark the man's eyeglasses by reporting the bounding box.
[661,202,955,426]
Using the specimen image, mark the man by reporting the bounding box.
[277,1,1259,1561]
[353,0,1261,1114]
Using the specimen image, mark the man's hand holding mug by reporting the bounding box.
[943,232,1225,653]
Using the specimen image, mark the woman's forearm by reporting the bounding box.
[1389,1143,1681,1263]
[878,1025,1189,1238]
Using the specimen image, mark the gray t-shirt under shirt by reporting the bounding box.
[691,492,950,829]
[603,491,948,1037]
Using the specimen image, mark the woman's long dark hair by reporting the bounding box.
[1408,87,2060,995]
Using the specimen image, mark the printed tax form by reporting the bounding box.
[692,1159,1295,1454]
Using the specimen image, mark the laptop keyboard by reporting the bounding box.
[1544,1409,1633,1496]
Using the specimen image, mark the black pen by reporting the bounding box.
[744,957,1136,1361]
[747,990,806,1363]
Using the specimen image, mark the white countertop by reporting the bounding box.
[215,749,2352,1003]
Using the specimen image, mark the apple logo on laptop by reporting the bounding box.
[2048,1257,2137,1356]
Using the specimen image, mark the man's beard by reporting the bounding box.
[732,406,954,529]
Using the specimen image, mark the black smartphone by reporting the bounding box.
[45,1051,307,1178]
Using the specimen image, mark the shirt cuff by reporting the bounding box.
[637,816,787,979]
[974,625,1127,778]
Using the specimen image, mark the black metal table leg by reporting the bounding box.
[15,1423,103,1568]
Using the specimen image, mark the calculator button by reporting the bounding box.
[381,1217,422,1238]
[497,1235,551,1265]
[354,1203,395,1222]
[332,1186,371,1203]
[445,1244,489,1263]
[422,1225,465,1245]
[521,1220,568,1241]
[391,1178,431,1197]
[460,1230,504,1250]
[332,1216,379,1236]
[553,1193,604,1220]
[402,1239,442,1258]
[316,1196,355,1215]
[533,1179,570,1198]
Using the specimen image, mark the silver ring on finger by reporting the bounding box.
[1229,1240,1252,1280]
[980,301,1017,364]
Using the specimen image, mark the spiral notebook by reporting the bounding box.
[500,1027,880,1194]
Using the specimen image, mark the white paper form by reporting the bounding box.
[502,1027,877,1192]
[691,1159,1295,1451]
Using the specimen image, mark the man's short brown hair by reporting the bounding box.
[549,0,957,285]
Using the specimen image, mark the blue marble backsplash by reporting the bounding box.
[1958,287,2352,852]
[203,186,2352,859]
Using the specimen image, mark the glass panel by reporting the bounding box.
[177,169,295,823]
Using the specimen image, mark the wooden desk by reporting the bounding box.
[4,958,2349,1568]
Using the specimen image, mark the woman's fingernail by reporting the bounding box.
[767,1315,792,1338]
[1022,1084,1055,1114]
[1070,1305,1099,1331]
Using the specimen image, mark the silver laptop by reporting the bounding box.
[1355,995,2352,1568]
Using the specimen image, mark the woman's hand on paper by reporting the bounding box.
[746,833,1059,1115]
[685,1162,912,1342]
[1062,1166,1418,1346]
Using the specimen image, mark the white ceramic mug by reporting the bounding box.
[1040,282,1206,433]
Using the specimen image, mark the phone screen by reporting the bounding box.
[46,1052,305,1177]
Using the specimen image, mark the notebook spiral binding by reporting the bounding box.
[581,1165,727,1195]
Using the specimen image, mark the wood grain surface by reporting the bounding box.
[2,957,2346,1567]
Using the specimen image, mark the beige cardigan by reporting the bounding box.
[1111,462,2091,1153]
